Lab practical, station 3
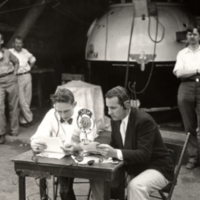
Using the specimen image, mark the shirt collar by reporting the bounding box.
[186,45,200,53]
[12,48,24,53]
[54,108,74,125]
[121,109,131,126]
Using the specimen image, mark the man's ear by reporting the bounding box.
[73,101,77,107]
[124,101,131,109]
[1,40,4,45]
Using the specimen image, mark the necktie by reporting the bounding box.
[120,120,126,145]
[67,118,73,125]
[60,118,73,125]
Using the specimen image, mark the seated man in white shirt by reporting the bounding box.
[30,88,97,200]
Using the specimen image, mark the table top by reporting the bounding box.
[31,68,54,74]
[12,150,123,173]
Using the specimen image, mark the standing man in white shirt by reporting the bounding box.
[30,88,97,200]
[9,36,36,127]
[173,24,200,169]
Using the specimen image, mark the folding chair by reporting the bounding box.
[150,132,190,200]
[52,176,91,200]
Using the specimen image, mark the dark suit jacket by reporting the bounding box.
[110,107,174,181]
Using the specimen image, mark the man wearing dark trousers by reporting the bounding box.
[173,24,200,169]
[90,86,174,200]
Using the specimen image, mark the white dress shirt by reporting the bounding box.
[117,110,130,160]
[9,48,36,74]
[173,46,200,75]
[31,106,97,147]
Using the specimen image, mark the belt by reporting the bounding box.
[0,71,13,78]
[17,71,30,76]
[182,78,200,82]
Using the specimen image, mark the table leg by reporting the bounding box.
[40,178,47,200]
[118,169,125,200]
[19,176,26,200]
[103,181,110,200]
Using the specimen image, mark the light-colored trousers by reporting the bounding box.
[90,169,169,200]
[0,74,19,135]
[17,73,33,124]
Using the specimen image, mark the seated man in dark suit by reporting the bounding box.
[90,86,174,200]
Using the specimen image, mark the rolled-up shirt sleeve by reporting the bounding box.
[9,51,19,65]
[29,54,36,65]
[173,52,184,75]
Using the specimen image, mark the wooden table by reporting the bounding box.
[12,150,125,200]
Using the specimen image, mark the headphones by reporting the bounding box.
[0,50,4,61]
[112,86,130,109]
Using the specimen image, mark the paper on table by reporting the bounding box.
[36,136,66,159]
[80,141,100,154]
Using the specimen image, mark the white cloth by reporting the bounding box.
[57,80,110,132]
[30,106,98,146]
[173,46,200,75]
[9,48,36,73]
[90,169,169,200]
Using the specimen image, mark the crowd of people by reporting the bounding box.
[0,33,36,144]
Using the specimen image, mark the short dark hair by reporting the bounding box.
[105,86,130,107]
[186,24,200,34]
[51,88,75,104]
[14,35,23,41]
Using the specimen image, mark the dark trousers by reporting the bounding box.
[59,177,76,200]
[40,177,76,200]
[178,81,200,163]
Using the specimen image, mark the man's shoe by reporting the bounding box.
[9,132,19,137]
[20,122,32,128]
[186,162,197,170]
[0,135,5,144]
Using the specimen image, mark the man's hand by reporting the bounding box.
[60,143,82,155]
[31,139,47,153]
[97,144,118,159]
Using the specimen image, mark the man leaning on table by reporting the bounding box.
[30,88,97,200]
[90,86,174,200]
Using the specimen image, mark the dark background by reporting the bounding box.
[1,0,200,115]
